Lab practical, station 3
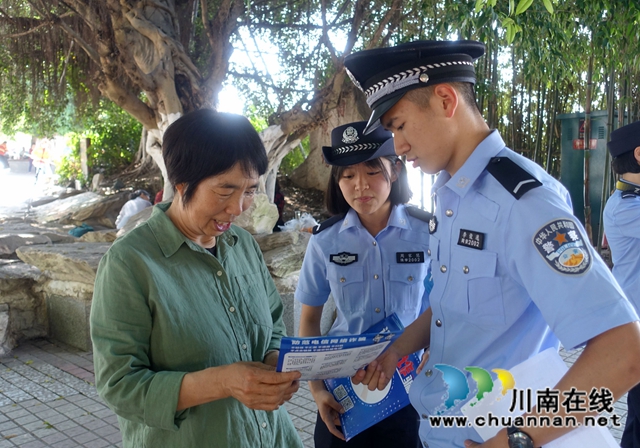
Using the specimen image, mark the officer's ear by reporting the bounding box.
[634,146,640,166]
[431,83,459,119]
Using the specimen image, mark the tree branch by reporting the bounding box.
[99,75,158,130]
[366,0,405,49]
[26,0,101,64]
[320,0,338,65]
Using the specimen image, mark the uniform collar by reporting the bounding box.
[147,202,239,258]
[433,130,505,197]
[339,205,409,232]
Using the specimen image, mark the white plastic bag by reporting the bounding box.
[279,212,318,233]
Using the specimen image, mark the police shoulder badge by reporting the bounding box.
[330,252,358,266]
[533,219,591,275]
[342,126,359,144]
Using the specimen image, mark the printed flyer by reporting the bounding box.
[276,314,404,381]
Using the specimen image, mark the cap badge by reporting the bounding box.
[342,126,359,144]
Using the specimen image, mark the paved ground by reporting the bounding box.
[0,339,627,447]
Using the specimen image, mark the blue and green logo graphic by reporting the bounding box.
[434,364,515,411]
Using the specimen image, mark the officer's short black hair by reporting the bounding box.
[404,82,480,114]
[163,109,268,206]
[611,150,640,175]
[325,156,412,215]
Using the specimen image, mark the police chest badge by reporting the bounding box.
[533,219,591,275]
[330,252,358,266]
[429,215,438,234]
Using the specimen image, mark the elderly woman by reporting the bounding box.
[91,109,303,448]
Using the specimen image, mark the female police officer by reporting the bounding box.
[296,121,431,447]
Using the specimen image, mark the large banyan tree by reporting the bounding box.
[1,0,639,214]
[0,0,411,199]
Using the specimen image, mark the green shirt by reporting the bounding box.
[91,203,302,448]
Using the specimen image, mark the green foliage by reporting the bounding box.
[246,105,270,132]
[280,136,309,176]
[57,100,141,184]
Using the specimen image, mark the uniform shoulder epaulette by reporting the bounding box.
[486,156,542,200]
[405,205,433,223]
[312,214,345,234]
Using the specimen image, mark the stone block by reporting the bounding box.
[0,303,15,355]
[234,193,279,235]
[253,230,309,253]
[79,230,117,243]
[0,234,52,258]
[46,294,91,351]
[34,191,128,228]
[0,261,47,353]
[16,243,110,283]
[261,232,310,279]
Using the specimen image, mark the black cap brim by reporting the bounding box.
[363,92,405,135]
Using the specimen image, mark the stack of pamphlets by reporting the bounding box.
[277,314,420,441]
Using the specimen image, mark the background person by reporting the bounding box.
[91,109,303,448]
[603,120,640,448]
[114,189,152,229]
[345,40,640,448]
[0,141,8,170]
[296,121,431,447]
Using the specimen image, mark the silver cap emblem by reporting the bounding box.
[342,126,359,144]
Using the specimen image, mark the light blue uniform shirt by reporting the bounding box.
[295,204,431,336]
[603,183,640,308]
[411,131,638,448]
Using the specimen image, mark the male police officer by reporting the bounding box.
[603,120,640,448]
[347,40,640,448]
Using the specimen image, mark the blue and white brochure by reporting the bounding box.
[323,316,420,441]
[276,314,404,381]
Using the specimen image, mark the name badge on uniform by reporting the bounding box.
[330,252,358,266]
[396,252,425,263]
[457,229,485,250]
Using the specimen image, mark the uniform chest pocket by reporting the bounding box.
[327,264,365,312]
[389,264,428,311]
[233,273,274,328]
[451,249,505,327]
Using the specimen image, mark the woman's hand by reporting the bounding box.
[221,362,301,411]
[311,387,345,440]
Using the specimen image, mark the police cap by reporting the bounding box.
[322,121,395,166]
[608,120,640,158]
[344,40,485,134]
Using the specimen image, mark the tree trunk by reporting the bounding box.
[583,49,595,244]
[533,84,545,164]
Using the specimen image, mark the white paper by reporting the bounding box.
[279,340,391,381]
[461,348,619,447]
